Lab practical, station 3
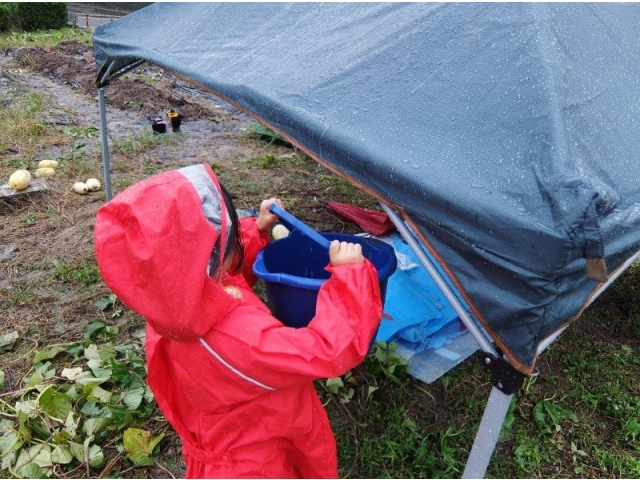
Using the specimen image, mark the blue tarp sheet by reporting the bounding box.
[93,3,640,374]
[376,234,463,353]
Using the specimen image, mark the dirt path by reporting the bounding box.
[1,41,293,167]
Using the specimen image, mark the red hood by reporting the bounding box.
[94,164,237,341]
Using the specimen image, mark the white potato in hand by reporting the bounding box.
[272,224,290,240]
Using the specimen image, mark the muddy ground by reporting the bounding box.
[5,40,285,171]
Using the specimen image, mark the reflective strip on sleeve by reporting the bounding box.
[199,338,276,391]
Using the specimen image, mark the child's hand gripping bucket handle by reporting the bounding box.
[269,204,331,250]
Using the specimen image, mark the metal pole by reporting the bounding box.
[462,387,514,478]
[98,87,113,201]
[380,203,497,355]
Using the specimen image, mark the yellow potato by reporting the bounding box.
[85,178,101,192]
[73,182,88,194]
[35,167,56,178]
[8,169,31,191]
[38,160,59,169]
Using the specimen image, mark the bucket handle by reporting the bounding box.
[269,204,331,250]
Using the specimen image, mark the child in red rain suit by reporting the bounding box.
[94,163,383,478]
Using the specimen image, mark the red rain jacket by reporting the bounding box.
[94,164,383,478]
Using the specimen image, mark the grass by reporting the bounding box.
[52,261,102,286]
[0,91,64,163]
[0,27,92,51]
[1,27,640,479]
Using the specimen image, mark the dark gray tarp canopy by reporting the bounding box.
[93,2,640,375]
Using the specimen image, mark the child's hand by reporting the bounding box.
[329,240,364,266]
[256,198,283,232]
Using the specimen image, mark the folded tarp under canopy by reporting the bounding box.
[93,2,640,375]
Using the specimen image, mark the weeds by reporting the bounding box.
[0,91,59,161]
[2,285,38,309]
[62,126,99,139]
[0,28,91,51]
[52,262,101,286]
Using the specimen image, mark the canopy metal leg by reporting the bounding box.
[98,87,113,201]
[463,387,514,479]
[379,203,525,478]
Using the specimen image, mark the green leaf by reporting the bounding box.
[123,428,165,466]
[15,400,37,416]
[96,343,117,362]
[82,417,111,436]
[64,410,79,438]
[33,344,66,363]
[84,344,101,361]
[94,294,116,311]
[2,451,16,471]
[366,385,379,400]
[0,331,19,352]
[75,375,110,386]
[79,401,106,417]
[120,387,144,410]
[128,452,156,467]
[143,386,155,403]
[15,444,48,469]
[0,370,4,389]
[0,430,20,455]
[51,445,73,465]
[109,358,133,386]
[108,405,134,430]
[25,372,44,388]
[16,462,47,479]
[37,385,72,422]
[68,441,84,463]
[325,377,344,394]
[104,325,120,337]
[66,343,84,357]
[17,410,31,443]
[65,384,81,402]
[87,358,112,379]
[53,430,74,444]
[87,384,112,404]
[84,319,106,339]
[34,361,56,379]
[31,443,53,469]
[533,401,547,428]
[87,443,104,468]
[543,401,560,427]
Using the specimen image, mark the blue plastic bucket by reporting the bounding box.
[253,229,397,328]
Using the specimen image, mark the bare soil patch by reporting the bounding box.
[12,40,222,120]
